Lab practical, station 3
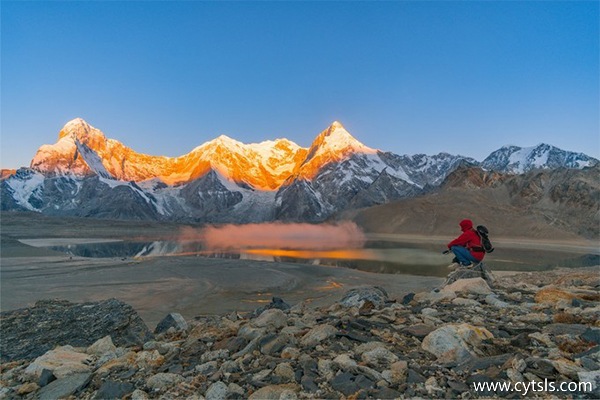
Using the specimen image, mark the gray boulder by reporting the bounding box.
[251,297,291,317]
[37,373,92,400]
[338,286,390,308]
[154,313,188,334]
[0,298,153,361]
[443,263,496,287]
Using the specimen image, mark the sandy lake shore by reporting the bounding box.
[1,254,443,328]
[0,212,437,327]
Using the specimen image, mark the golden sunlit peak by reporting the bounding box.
[330,120,346,130]
[58,118,91,140]
[34,118,379,191]
[213,134,247,145]
[215,134,235,141]
[313,120,365,147]
[296,119,378,179]
[65,117,89,127]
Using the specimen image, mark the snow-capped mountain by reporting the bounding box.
[31,118,306,189]
[3,119,597,222]
[481,144,598,174]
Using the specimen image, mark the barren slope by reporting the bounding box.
[346,165,600,241]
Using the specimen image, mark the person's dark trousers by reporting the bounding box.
[450,246,480,266]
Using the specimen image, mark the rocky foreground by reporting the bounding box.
[1,266,599,399]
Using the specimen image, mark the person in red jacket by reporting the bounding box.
[447,219,485,268]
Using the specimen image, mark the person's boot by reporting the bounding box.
[447,262,460,270]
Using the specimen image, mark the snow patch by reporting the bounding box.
[75,140,112,178]
[5,171,45,211]
[98,177,164,215]
[368,154,415,186]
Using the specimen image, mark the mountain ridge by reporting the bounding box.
[3,118,598,225]
[481,143,596,174]
[347,164,600,240]
[27,118,599,186]
[32,118,373,189]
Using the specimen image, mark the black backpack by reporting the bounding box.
[475,225,494,253]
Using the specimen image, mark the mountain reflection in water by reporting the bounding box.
[46,239,599,277]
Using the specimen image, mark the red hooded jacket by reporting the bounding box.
[447,219,485,261]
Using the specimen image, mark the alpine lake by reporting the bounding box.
[42,238,599,278]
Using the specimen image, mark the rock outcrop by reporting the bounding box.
[0,267,598,399]
[0,298,153,362]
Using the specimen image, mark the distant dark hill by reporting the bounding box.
[346,165,600,241]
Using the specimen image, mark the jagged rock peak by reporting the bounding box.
[0,169,16,181]
[309,121,374,154]
[321,120,350,138]
[482,142,599,173]
[205,134,245,150]
[441,164,506,189]
[330,120,345,130]
[199,134,301,155]
[58,118,105,143]
[213,134,239,143]
[292,121,377,181]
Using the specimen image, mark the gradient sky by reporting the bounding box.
[2,1,599,169]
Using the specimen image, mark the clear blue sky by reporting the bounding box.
[2,1,599,169]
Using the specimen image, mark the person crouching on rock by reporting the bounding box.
[446,219,485,269]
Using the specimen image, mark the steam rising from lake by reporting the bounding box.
[181,222,366,250]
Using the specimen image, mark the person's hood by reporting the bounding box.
[459,219,473,232]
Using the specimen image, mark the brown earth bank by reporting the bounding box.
[0,254,443,328]
[344,165,600,241]
[346,189,595,242]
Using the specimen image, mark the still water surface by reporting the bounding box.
[47,240,599,278]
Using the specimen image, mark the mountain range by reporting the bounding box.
[1,118,598,224]
[347,163,600,240]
